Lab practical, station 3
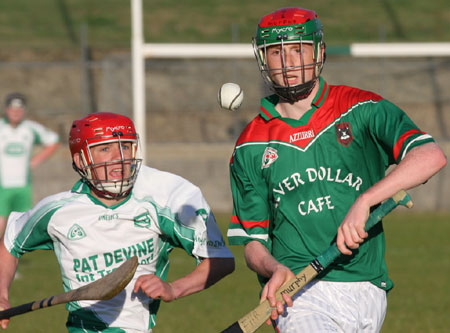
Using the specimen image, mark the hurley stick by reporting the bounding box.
[222,190,413,333]
[0,256,138,320]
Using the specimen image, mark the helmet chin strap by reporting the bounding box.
[274,79,317,103]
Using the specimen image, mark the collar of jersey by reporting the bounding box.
[259,77,329,121]
[71,179,131,209]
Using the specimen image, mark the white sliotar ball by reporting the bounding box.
[218,83,244,111]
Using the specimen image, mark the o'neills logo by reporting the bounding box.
[262,147,278,169]
[290,130,315,143]
[335,122,353,147]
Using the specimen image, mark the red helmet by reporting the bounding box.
[69,112,142,199]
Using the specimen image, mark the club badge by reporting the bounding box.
[67,224,86,240]
[262,147,278,169]
[335,122,353,147]
[133,211,152,229]
[196,208,209,224]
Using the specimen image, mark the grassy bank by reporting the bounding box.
[0,0,449,53]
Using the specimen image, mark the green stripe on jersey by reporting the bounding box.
[10,199,73,256]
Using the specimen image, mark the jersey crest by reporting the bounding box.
[335,122,353,147]
[5,142,26,155]
[67,224,87,240]
[262,147,278,169]
[196,208,209,224]
[133,211,152,228]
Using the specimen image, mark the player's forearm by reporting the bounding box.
[244,241,286,278]
[31,143,60,168]
[0,243,18,300]
[170,257,234,299]
[359,142,447,208]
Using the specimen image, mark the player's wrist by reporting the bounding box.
[271,263,291,277]
[354,191,373,209]
[167,282,178,301]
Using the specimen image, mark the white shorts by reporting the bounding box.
[275,280,387,333]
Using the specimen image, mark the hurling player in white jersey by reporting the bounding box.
[0,112,235,332]
[0,93,60,239]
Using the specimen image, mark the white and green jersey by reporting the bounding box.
[4,166,233,332]
[227,78,434,292]
[0,117,59,188]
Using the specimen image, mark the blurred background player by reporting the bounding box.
[0,112,234,331]
[227,7,446,332]
[0,92,60,239]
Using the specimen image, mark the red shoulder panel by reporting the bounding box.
[234,85,384,150]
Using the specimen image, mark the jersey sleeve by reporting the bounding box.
[156,183,233,261]
[29,120,59,146]
[4,201,58,257]
[368,99,435,164]
[227,148,271,248]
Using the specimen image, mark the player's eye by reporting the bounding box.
[268,47,281,56]
[92,146,108,153]
[92,144,112,153]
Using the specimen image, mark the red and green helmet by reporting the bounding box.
[252,7,325,102]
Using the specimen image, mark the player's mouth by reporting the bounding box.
[281,74,301,86]
[286,75,299,84]
[109,168,124,179]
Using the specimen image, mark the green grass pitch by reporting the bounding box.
[6,212,449,332]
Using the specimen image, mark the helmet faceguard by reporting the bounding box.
[253,7,325,103]
[69,112,142,199]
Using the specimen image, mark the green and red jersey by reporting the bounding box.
[227,77,434,291]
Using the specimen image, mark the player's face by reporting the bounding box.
[266,43,315,87]
[5,106,25,126]
[89,141,133,181]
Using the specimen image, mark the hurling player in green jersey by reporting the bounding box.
[227,7,446,332]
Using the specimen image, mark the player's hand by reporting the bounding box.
[260,265,295,325]
[0,299,11,330]
[133,274,177,302]
[337,198,370,255]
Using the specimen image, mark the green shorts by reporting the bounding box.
[0,186,32,217]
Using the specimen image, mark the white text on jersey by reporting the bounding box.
[289,130,315,143]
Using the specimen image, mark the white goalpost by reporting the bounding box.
[131,0,146,163]
[130,0,450,163]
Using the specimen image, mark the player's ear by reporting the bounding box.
[73,153,83,169]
